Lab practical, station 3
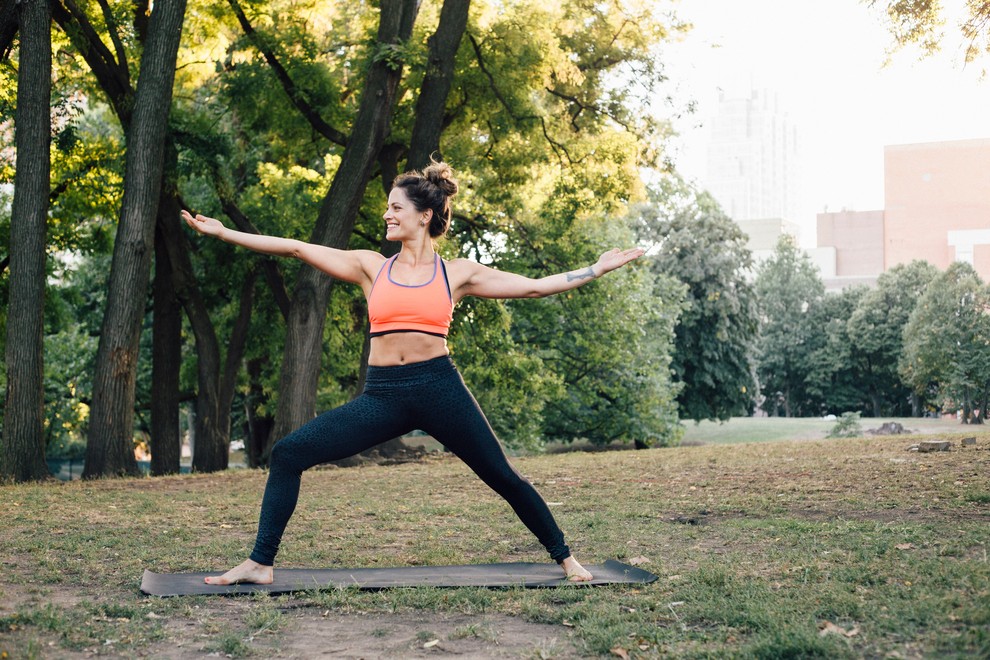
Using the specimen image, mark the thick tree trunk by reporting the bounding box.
[269,0,422,448]
[84,0,187,478]
[151,224,182,475]
[1,0,51,483]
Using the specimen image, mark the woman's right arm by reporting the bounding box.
[181,210,381,286]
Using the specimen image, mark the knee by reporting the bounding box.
[269,436,303,472]
[485,464,528,492]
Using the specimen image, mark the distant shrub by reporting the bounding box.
[827,412,862,438]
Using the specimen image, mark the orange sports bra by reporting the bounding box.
[367,254,454,339]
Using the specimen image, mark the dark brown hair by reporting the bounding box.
[392,158,459,238]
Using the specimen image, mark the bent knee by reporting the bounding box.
[483,465,529,492]
[269,437,305,471]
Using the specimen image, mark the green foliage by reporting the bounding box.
[847,260,938,415]
[804,286,869,414]
[870,0,990,73]
[13,0,692,459]
[901,262,990,422]
[826,411,862,438]
[634,179,759,422]
[754,235,826,417]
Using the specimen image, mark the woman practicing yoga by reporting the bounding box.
[181,159,644,585]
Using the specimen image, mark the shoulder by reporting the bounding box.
[351,249,388,271]
[442,258,484,297]
[443,257,485,281]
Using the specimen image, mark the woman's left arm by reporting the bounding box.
[455,247,645,300]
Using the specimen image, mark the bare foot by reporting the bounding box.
[204,559,273,585]
[559,556,593,582]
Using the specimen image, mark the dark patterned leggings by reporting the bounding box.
[249,355,571,565]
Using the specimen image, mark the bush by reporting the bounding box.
[827,412,862,438]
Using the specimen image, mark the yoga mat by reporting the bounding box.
[140,559,657,596]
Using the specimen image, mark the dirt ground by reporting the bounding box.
[1,580,581,658]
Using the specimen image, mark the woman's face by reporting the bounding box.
[384,186,429,240]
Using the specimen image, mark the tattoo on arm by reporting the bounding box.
[566,267,596,282]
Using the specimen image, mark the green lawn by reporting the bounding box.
[679,415,975,445]
[1,427,988,657]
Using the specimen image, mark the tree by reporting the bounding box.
[901,261,990,423]
[1,0,51,482]
[804,286,869,415]
[174,0,686,455]
[268,0,422,445]
[847,260,939,416]
[867,0,990,73]
[754,235,826,417]
[633,180,758,422]
[84,0,188,478]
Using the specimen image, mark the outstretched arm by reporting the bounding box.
[180,210,381,286]
[455,247,645,300]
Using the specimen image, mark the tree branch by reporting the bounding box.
[96,0,129,75]
[226,0,348,147]
[52,0,133,125]
[466,31,573,165]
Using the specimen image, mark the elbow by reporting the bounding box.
[525,284,549,298]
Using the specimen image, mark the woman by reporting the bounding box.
[181,160,644,585]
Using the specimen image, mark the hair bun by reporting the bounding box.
[423,160,458,198]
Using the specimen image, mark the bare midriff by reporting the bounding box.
[368,332,449,366]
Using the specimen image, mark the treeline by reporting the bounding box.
[2,1,982,484]
[1,0,693,481]
[753,237,988,423]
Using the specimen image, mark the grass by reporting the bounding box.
[679,415,974,445]
[1,421,988,658]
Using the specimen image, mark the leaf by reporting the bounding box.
[627,555,650,565]
[423,639,439,648]
[610,647,630,659]
[895,543,915,550]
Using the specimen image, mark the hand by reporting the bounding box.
[594,247,646,276]
[181,209,225,238]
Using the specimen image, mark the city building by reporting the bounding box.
[812,138,990,291]
[705,88,800,254]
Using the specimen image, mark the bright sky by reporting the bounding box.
[661,0,990,244]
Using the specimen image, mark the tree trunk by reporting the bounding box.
[405,0,470,169]
[1,0,51,483]
[269,0,422,448]
[910,391,921,417]
[157,191,227,472]
[151,223,182,475]
[219,269,256,460]
[84,0,187,478]
[244,358,273,467]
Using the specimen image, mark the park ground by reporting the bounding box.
[1,418,988,658]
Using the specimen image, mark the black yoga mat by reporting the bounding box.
[140,559,657,596]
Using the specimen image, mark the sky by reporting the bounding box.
[660,0,990,244]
